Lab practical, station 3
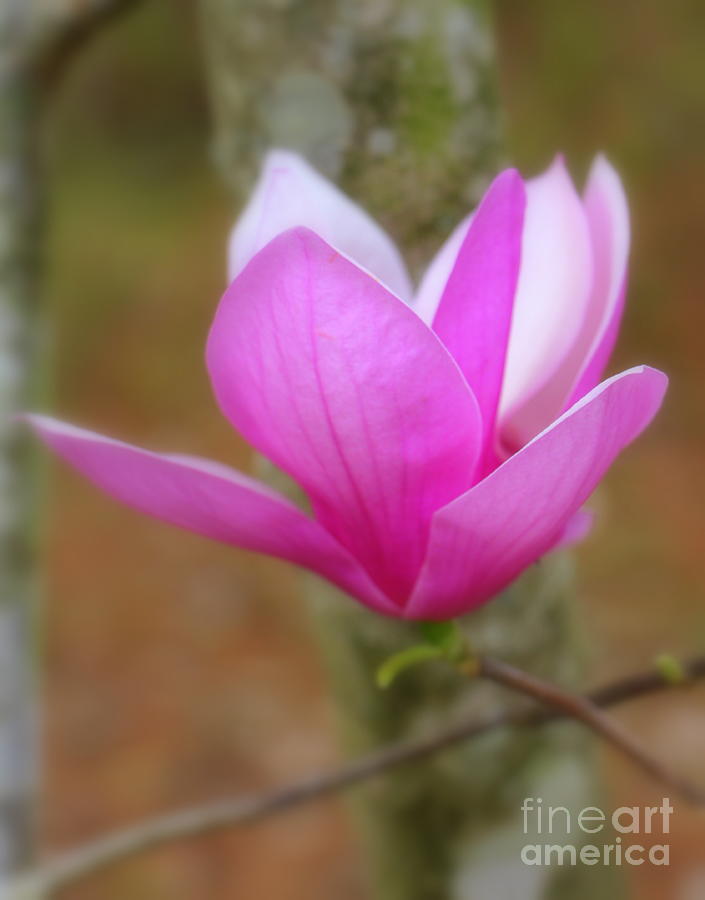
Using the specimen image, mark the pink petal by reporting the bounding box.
[207,227,483,604]
[406,366,667,620]
[25,415,397,616]
[426,170,526,470]
[227,149,413,301]
[498,156,594,448]
[567,155,630,405]
[414,212,472,324]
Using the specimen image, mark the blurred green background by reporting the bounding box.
[40,1,704,897]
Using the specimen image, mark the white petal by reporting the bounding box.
[498,156,593,443]
[227,149,413,301]
[414,213,472,323]
[566,154,630,403]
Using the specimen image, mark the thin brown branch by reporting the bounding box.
[7,654,705,897]
[476,655,705,806]
[27,0,143,88]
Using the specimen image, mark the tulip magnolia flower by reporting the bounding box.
[27,151,667,620]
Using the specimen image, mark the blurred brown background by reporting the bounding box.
[40,1,704,897]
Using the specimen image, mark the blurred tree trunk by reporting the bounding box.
[0,0,138,879]
[199,2,620,897]
[0,5,43,874]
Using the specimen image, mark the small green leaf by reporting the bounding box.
[418,620,466,661]
[655,653,687,685]
[375,644,445,689]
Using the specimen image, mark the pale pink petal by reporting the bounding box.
[500,157,629,452]
[567,155,630,405]
[227,149,413,301]
[414,213,472,324]
[406,366,667,620]
[427,170,526,470]
[207,227,482,604]
[25,415,396,616]
[555,508,594,549]
[498,156,594,448]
